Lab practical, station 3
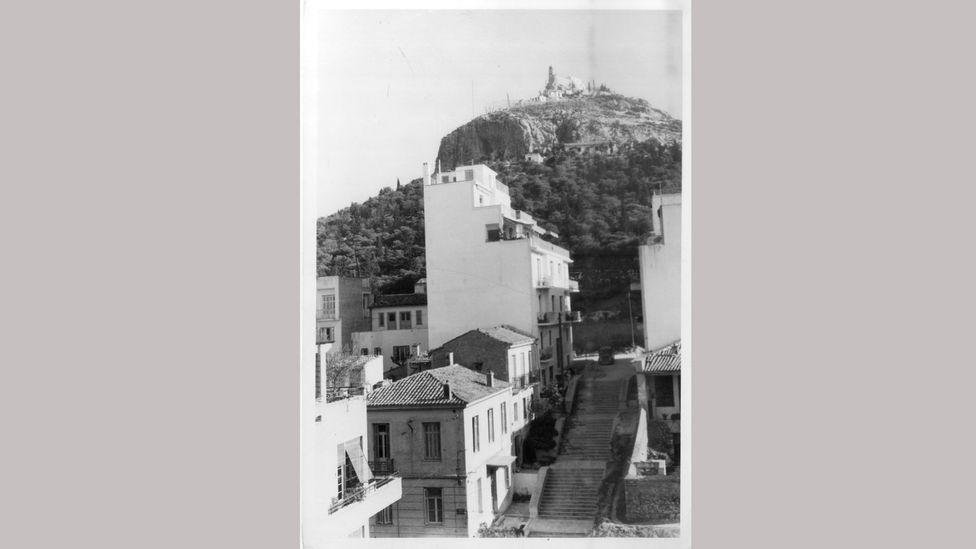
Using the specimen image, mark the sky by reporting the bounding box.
[311,9,683,217]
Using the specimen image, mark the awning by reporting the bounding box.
[343,439,373,483]
[485,453,517,469]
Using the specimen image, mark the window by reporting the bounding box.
[501,403,507,434]
[378,313,384,328]
[472,416,480,452]
[363,293,371,318]
[486,223,500,241]
[392,345,411,363]
[322,292,336,319]
[373,424,390,460]
[654,376,675,407]
[425,488,443,523]
[336,465,344,500]
[387,312,397,329]
[465,169,474,181]
[361,348,369,356]
[375,505,393,525]
[325,327,333,342]
[441,175,450,183]
[513,399,519,421]
[522,398,527,419]
[416,310,423,326]
[477,478,483,513]
[488,409,495,443]
[374,347,382,356]
[399,311,412,329]
[423,422,441,460]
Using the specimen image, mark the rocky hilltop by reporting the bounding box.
[436,93,681,169]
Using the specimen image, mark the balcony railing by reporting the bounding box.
[328,475,399,514]
[537,311,558,324]
[368,459,396,476]
[323,386,366,403]
[537,311,582,324]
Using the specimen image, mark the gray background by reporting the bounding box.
[2,1,974,547]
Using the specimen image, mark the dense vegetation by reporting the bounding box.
[317,140,681,296]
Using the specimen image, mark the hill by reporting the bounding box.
[318,90,682,346]
[437,93,681,170]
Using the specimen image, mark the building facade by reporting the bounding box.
[366,365,531,537]
[303,343,403,544]
[422,163,580,386]
[352,281,429,373]
[430,326,535,387]
[317,276,373,353]
[634,190,682,465]
[637,192,681,351]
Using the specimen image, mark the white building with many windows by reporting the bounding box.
[422,163,580,386]
[352,280,429,373]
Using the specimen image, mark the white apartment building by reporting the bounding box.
[303,343,403,544]
[637,191,681,351]
[422,163,580,385]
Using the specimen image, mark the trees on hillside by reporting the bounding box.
[317,141,681,293]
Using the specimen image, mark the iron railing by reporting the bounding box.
[328,475,399,515]
[368,459,396,476]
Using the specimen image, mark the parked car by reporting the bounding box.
[598,346,615,365]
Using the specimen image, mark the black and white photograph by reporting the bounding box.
[301,2,689,542]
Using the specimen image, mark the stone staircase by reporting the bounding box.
[536,467,604,519]
[559,379,620,460]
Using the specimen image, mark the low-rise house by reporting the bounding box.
[641,340,681,464]
[365,365,530,537]
[430,326,537,387]
[353,280,429,373]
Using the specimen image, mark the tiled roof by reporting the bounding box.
[642,340,681,373]
[367,365,509,408]
[370,293,428,309]
[478,325,536,346]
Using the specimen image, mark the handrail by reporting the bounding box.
[328,474,399,514]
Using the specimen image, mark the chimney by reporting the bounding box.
[448,352,454,365]
[487,371,495,387]
[443,382,452,399]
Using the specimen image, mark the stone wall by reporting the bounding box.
[622,476,680,523]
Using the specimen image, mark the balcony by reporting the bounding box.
[368,459,397,476]
[537,311,559,325]
[322,386,366,403]
[537,311,582,325]
[328,474,402,515]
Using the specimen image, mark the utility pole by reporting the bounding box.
[627,284,636,350]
